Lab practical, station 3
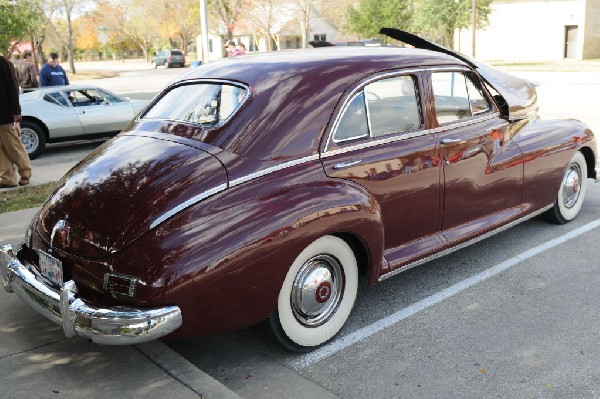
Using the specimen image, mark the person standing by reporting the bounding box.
[39,52,69,87]
[224,40,237,57]
[16,50,39,91]
[0,55,32,188]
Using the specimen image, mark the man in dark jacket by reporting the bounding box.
[39,52,69,86]
[0,55,31,188]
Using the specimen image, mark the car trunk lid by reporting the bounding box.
[37,133,228,258]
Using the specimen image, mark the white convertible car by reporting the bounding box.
[19,86,147,159]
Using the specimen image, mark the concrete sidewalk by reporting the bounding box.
[0,282,240,398]
[1,210,241,399]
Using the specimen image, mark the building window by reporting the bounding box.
[313,34,326,42]
[208,39,213,53]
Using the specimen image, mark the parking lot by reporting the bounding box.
[2,61,599,398]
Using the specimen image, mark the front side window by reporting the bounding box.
[66,89,107,107]
[431,71,491,124]
[143,83,248,126]
[333,75,421,142]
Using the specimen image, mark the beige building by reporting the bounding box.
[456,0,600,61]
[199,7,339,62]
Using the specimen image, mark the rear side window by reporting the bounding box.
[333,75,421,142]
[431,71,491,124]
[143,83,248,126]
[44,92,68,106]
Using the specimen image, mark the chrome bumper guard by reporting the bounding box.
[1,244,182,345]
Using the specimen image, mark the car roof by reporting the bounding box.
[156,48,465,163]
[182,47,464,86]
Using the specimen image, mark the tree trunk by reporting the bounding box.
[66,12,76,74]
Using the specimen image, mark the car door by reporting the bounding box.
[321,71,443,269]
[35,90,85,138]
[66,88,136,134]
[427,68,524,243]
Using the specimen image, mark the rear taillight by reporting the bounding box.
[168,56,172,60]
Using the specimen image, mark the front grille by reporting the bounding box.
[103,273,138,298]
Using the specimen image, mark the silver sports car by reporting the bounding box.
[19,86,147,159]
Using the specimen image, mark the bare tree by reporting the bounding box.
[293,0,321,48]
[38,0,93,74]
[246,0,290,51]
[213,0,243,40]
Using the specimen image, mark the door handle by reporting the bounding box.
[440,138,464,145]
[76,110,85,115]
[333,160,362,170]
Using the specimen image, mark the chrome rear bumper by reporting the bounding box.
[1,244,182,345]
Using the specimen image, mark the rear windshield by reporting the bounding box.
[171,51,183,56]
[142,82,248,127]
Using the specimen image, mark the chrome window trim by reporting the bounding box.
[332,91,370,144]
[430,112,501,134]
[140,79,251,128]
[325,68,424,153]
[322,129,432,159]
[428,67,498,125]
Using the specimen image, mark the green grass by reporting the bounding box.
[0,182,56,214]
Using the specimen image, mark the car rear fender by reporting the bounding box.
[106,162,385,338]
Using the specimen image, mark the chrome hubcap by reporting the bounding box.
[291,254,344,327]
[562,163,582,209]
[20,128,38,153]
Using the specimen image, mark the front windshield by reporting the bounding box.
[143,82,248,126]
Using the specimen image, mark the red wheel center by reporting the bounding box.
[315,281,332,303]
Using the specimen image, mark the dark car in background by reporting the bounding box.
[1,29,597,352]
[151,49,185,68]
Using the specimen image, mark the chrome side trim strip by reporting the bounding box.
[229,154,321,187]
[151,155,321,229]
[378,204,554,282]
[150,183,227,229]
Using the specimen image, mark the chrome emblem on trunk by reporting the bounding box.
[50,218,70,252]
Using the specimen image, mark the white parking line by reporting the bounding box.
[293,218,600,368]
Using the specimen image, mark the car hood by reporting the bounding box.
[38,133,227,258]
[380,28,538,121]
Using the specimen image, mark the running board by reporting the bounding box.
[378,203,554,282]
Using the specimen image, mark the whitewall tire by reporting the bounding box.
[269,235,358,352]
[545,151,588,224]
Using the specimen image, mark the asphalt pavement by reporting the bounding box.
[1,59,599,398]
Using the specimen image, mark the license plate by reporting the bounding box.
[39,251,63,286]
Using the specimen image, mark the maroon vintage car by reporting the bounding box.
[1,29,597,351]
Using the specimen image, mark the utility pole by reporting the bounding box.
[199,0,209,64]
[471,0,477,57]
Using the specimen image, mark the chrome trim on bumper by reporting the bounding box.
[1,245,182,345]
